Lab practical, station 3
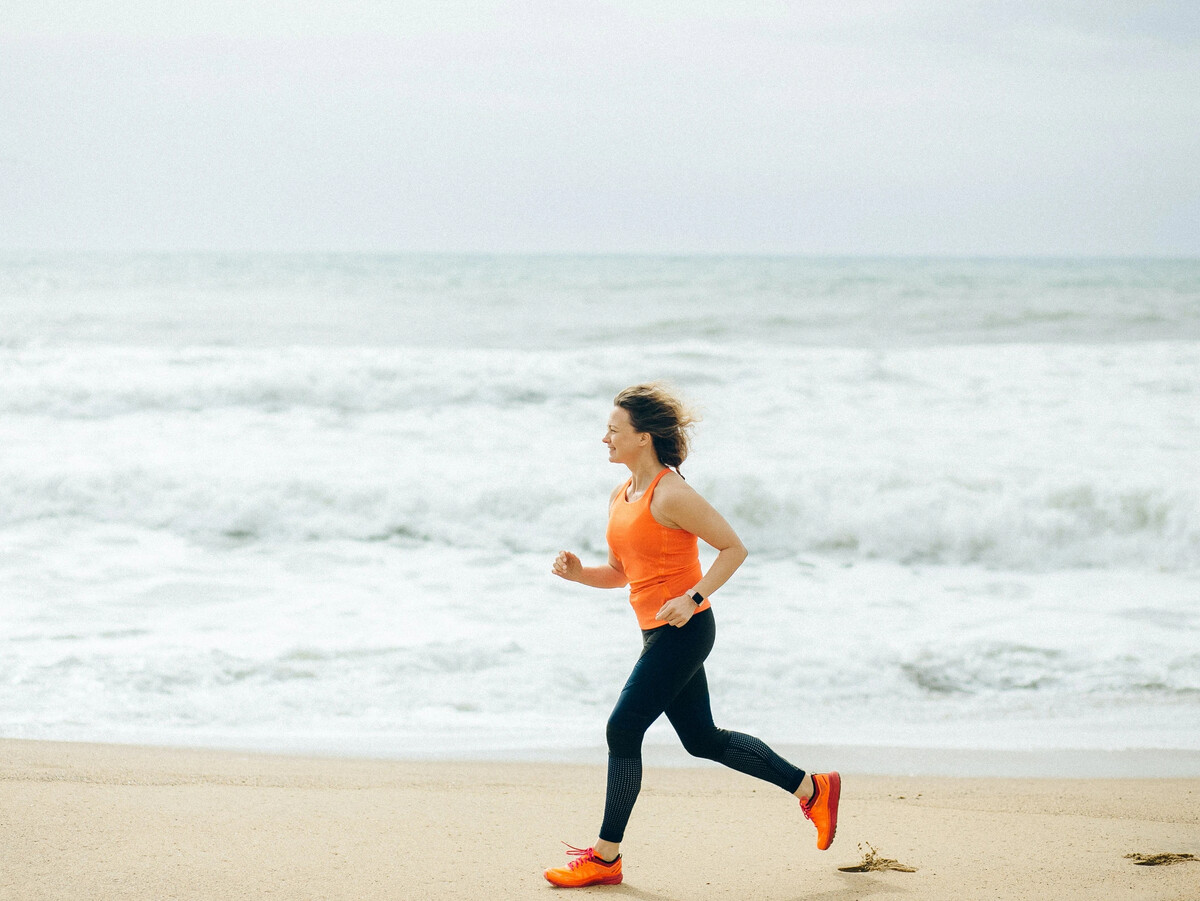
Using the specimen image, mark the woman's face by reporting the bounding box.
[603,406,646,464]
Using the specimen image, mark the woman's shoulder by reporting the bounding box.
[651,469,699,503]
[648,469,710,531]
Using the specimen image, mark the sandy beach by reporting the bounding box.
[2,739,1197,900]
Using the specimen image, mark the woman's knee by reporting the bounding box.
[606,713,648,758]
[679,726,729,761]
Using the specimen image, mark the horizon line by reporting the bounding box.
[2,249,1198,263]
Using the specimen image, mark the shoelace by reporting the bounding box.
[561,843,599,870]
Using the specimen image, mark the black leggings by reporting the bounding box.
[599,607,805,843]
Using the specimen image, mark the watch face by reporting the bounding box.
[691,592,704,604]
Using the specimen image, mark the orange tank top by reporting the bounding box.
[606,468,711,631]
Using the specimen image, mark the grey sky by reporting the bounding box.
[2,1,1197,254]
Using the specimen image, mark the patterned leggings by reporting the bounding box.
[599,607,805,843]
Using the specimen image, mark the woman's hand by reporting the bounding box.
[551,550,583,582]
[655,594,697,628]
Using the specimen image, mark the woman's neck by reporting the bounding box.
[626,455,667,497]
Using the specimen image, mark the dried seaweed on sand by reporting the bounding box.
[1124,853,1196,866]
[838,843,918,873]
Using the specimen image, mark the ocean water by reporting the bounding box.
[2,253,1198,764]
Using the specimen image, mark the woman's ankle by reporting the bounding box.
[594,840,620,862]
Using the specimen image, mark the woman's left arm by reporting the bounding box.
[653,478,748,627]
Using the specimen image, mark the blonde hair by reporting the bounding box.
[613,382,700,471]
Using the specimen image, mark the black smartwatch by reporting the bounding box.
[690,591,705,606]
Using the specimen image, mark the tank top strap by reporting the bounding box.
[642,467,672,503]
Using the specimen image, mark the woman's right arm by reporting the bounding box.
[550,482,629,589]
[551,549,628,589]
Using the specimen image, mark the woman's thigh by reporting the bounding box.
[609,611,716,735]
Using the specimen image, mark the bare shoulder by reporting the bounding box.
[653,469,699,503]
[651,470,711,522]
[651,470,738,544]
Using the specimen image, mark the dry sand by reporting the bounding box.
[2,739,1197,900]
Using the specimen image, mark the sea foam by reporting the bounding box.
[3,342,1196,571]
[2,254,1198,759]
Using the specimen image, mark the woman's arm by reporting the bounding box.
[550,483,630,589]
[651,473,748,626]
[551,548,628,589]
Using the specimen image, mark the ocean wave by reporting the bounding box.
[0,346,607,418]
[2,465,1196,571]
[898,643,1200,698]
[707,473,1200,571]
[3,340,1196,571]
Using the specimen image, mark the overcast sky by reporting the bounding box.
[1,1,1197,255]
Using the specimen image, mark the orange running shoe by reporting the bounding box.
[800,771,841,850]
[543,845,623,888]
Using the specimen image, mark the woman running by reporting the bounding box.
[543,383,840,888]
